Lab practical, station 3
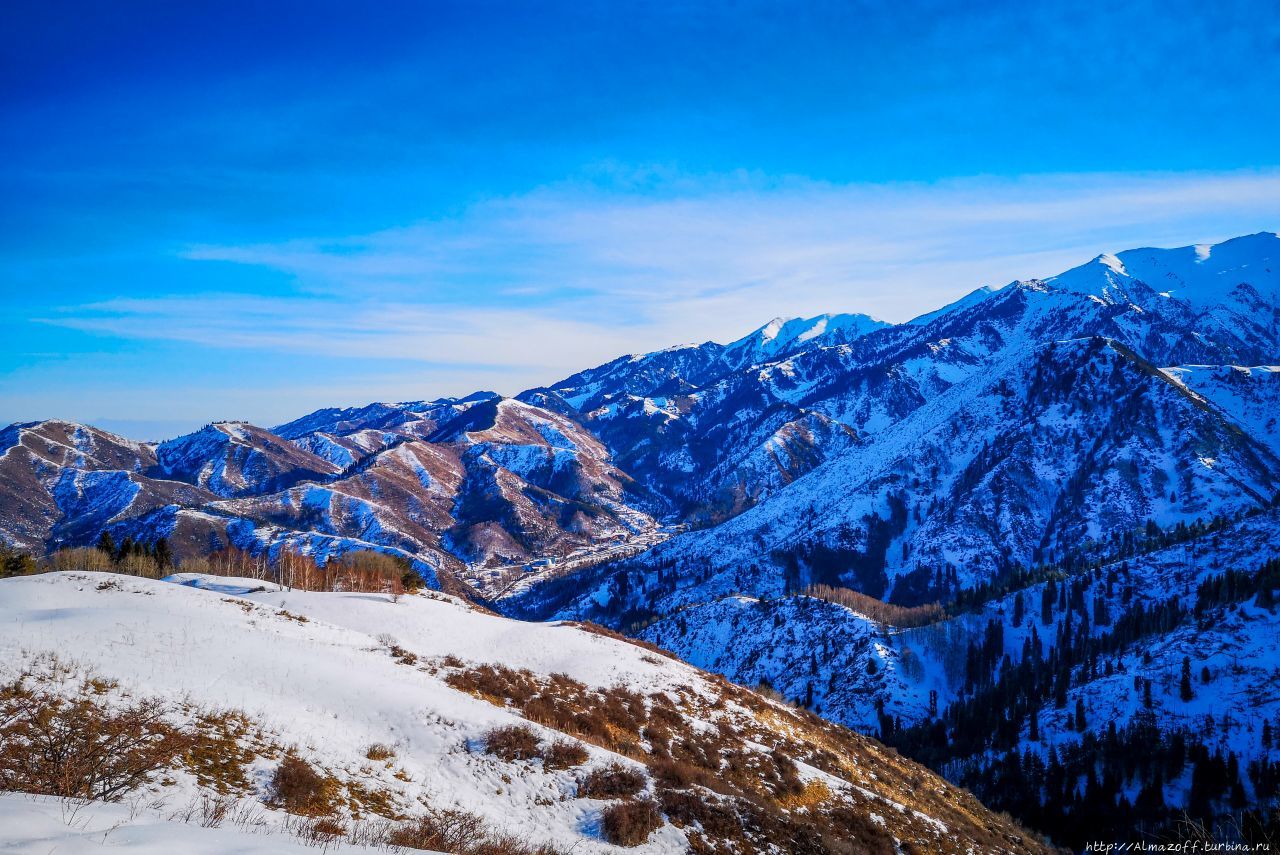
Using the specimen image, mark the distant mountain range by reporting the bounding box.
[4,231,1280,846]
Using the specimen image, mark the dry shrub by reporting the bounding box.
[600,798,663,846]
[389,807,488,851]
[387,807,571,854]
[182,709,258,794]
[579,762,646,799]
[770,749,805,799]
[365,742,396,762]
[308,816,348,840]
[483,724,542,762]
[446,664,541,706]
[0,676,194,800]
[659,788,742,837]
[271,755,338,816]
[542,740,588,771]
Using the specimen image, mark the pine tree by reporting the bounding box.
[1180,656,1195,702]
[153,537,172,569]
[1013,591,1025,628]
[1074,696,1087,732]
[96,530,116,557]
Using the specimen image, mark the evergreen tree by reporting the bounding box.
[1041,580,1055,626]
[153,537,172,569]
[96,530,116,557]
[1013,591,1025,628]
[1180,656,1195,702]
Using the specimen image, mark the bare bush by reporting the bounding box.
[0,677,194,800]
[483,724,542,762]
[542,740,588,771]
[388,807,489,850]
[270,755,337,816]
[579,763,646,799]
[600,799,662,846]
[659,788,741,837]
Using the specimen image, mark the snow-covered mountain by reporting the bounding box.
[0,420,215,553]
[0,570,1044,853]
[535,232,1280,618]
[155,421,343,497]
[4,231,1280,846]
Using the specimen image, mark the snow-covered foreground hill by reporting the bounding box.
[0,571,1047,854]
[0,792,402,854]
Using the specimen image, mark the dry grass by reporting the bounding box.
[777,779,831,810]
[365,742,396,762]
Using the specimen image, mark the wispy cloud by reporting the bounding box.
[42,169,1280,396]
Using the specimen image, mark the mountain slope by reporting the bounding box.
[155,421,343,497]
[0,420,215,553]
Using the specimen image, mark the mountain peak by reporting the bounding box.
[726,312,889,366]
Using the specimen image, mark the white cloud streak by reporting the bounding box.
[43,169,1280,396]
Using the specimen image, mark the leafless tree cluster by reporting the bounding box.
[803,583,944,627]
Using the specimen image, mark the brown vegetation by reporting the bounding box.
[600,798,663,846]
[386,806,571,854]
[440,659,1050,854]
[579,763,646,799]
[542,740,589,770]
[10,539,421,602]
[483,724,542,762]
[0,675,194,801]
[803,583,944,627]
[270,755,339,816]
[365,742,396,762]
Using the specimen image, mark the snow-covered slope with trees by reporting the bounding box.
[0,571,1044,854]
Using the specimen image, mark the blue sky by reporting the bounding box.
[3,0,1279,438]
